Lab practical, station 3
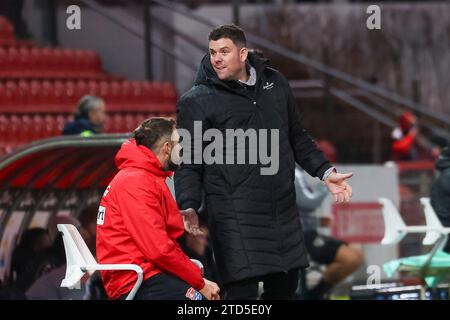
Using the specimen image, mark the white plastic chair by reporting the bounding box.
[378,197,407,245]
[420,197,446,246]
[57,224,143,300]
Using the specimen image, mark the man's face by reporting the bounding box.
[88,102,107,127]
[164,129,181,171]
[209,38,247,81]
[35,234,52,252]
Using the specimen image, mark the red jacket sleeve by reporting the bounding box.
[117,181,205,291]
[392,132,416,156]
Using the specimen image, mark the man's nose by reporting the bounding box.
[213,55,222,64]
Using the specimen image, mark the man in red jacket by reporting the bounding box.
[391,111,419,161]
[96,117,220,300]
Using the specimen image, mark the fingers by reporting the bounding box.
[328,172,353,183]
[212,293,221,300]
[182,210,204,235]
[333,188,352,203]
[340,172,354,180]
[345,182,353,198]
[191,226,205,236]
[211,287,220,300]
[343,190,350,202]
[179,209,190,217]
[334,193,343,203]
[212,285,221,300]
[331,180,353,204]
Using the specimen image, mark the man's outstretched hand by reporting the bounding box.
[324,171,353,203]
[180,208,204,236]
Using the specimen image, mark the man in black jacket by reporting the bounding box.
[174,24,353,300]
[431,144,450,253]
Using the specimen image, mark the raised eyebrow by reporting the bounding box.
[209,47,231,53]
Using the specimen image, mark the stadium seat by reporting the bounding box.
[0,15,178,154]
[57,224,143,300]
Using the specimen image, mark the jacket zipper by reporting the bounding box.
[209,75,286,271]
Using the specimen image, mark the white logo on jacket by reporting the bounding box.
[97,206,106,225]
[103,185,111,197]
[263,81,274,90]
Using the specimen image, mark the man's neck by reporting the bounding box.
[156,153,166,171]
[237,67,250,83]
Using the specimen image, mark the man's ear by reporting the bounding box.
[163,141,171,155]
[240,47,248,62]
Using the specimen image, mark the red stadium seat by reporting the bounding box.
[87,80,99,95]
[0,83,7,111]
[40,47,53,77]
[0,19,178,145]
[0,47,8,75]
[18,47,32,75]
[110,113,123,133]
[123,113,135,132]
[63,81,77,110]
[106,81,123,112]
[85,50,101,72]
[7,47,21,77]
[17,80,31,111]
[0,114,8,148]
[40,80,54,111]
[5,81,19,110]
[19,114,33,143]
[52,48,65,77]
[29,80,43,112]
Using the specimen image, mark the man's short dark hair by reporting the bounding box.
[208,24,247,47]
[134,117,176,152]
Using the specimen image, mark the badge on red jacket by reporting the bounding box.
[185,287,202,300]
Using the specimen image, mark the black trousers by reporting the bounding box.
[223,268,300,300]
[119,273,205,300]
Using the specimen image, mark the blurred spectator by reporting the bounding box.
[430,144,450,253]
[25,265,85,300]
[294,166,364,299]
[10,228,52,294]
[78,203,100,255]
[26,205,108,300]
[391,111,447,161]
[62,95,106,136]
[391,111,419,161]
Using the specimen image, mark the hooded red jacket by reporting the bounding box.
[96,139,205,299]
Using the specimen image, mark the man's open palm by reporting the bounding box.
[324,172,353,203]
[180,208,204,236]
